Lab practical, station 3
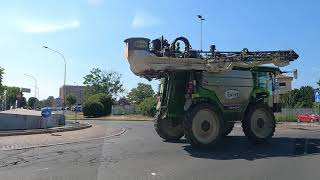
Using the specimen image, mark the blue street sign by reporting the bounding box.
[315,89,320,103]
[75,105,81,113]
[41,107,51,118]
[55,98,62,104]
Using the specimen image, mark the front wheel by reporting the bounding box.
[184,103,223,147]
[242,104,276,143]
[154,113,184,142]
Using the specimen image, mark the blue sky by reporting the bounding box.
[1,0,320,100]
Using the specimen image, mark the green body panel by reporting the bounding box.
[158,66,279,122]
[160,72,190,119]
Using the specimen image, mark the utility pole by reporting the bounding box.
[197,15,205,52]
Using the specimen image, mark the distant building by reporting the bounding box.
[59,85,85,104]
[274,74,293,103]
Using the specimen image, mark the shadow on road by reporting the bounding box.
[183,136,320,161]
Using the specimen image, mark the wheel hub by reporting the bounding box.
[201,121,211,132]
[257,118,265,128]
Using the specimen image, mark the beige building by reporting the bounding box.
[274,74,293,103]
[59,85,85,104]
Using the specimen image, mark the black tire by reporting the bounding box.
[242,104,276,143]
[154,112,184,141]
[184,102,223,147]
[222,122,235,137]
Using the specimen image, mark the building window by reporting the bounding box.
[279,82,286,87]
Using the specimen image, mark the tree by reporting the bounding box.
[280,86,314,108]
[0,66,4,93]
[20,97,27,108]
[83,93,112,117]
[138,97,157,116]
[28,97,39,109]
[2,86,20,109]
[117,97,130,106]
[65,94,77,107]
[83,68,125,98]
[127,83,155,104]
[46,96,55,107]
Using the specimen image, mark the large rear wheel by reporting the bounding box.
[154,113,184,142]
[184,103,223,147]
[242,104,276,143]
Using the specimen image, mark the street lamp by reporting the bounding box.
[24,74,38,109]
[197,15,205,53]
[43,46,67,115]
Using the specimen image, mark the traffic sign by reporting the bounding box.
[75,105,81,113]
[315,89,320,103]
[21,88,31,93]
[41,108,51,118]
[55,98,62,104]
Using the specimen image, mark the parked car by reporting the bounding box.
[297,113,320,123]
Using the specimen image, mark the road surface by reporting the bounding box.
[0,120,320,180]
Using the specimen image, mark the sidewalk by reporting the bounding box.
[0,123,92,136]
[0,124,125,151]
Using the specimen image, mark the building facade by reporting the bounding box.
[274,74,294,103]
[59,85,85,105]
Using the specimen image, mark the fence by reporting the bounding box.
[277,108,314,116]
[111,105,137,115]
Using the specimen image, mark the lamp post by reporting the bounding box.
[43,46,67,116]
[24,74,38,109]
[197,15,205,53]
[24,74,38,99]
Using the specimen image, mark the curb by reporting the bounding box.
[234,122,320,129]
[276,122,320,128]
[0,123,92,137]
[0,127,126,151]
[67,118,153,122]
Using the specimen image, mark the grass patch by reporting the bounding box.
[275,114,298,122]
[65,114,153,121]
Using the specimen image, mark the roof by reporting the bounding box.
[276,74,293,79]
[234,66,281,73]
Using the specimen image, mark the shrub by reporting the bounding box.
[138,97,157,117]
[87,93,112,116]
[275,114,298,122]
[82,100,104,117]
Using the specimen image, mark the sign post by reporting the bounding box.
[315,89,320,115]
[41,107,51,129]
[74,105,80,125]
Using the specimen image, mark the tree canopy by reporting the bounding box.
[83,68,124,98]
[127,83,155,104]
[65,94,77,106]
[28,97,39,109]
[280,86,314,108]
[0,66,4,93]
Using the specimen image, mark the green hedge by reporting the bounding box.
[83,93,112,117]
[275,114,298,122]
[82,100,105,117]
[138,97,157,117]
[88,93,112,115]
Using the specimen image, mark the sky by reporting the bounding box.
[1,0,320,100]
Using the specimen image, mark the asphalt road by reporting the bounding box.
[0,121,320,180]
